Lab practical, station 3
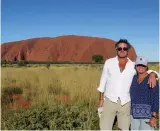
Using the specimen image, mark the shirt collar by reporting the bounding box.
[115,56,132,64]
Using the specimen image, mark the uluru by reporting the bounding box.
[1,35,137,62]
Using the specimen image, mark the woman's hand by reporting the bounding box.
[149,117,157,127]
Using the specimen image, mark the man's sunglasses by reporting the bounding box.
[136,64,147,67]
[117,47,128,51]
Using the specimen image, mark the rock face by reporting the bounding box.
[1,35,137,62]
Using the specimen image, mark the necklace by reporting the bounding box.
[118,59,128,73]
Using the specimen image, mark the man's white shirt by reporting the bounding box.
[97,56,159,106]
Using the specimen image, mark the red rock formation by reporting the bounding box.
[1,35,137,62]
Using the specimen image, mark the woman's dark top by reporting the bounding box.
[130,75,159,119]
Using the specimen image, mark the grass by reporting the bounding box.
[1,64,159,130]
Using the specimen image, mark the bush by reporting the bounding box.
[46,62,50,69]
[18,60,27,66]
[1,103,99,130]
[92,55,103,63]
[2,86,23,95]
[1,60,8,66]
[1,86,23,107]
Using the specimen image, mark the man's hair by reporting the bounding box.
[115,39,131,49]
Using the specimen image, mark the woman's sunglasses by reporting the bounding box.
[117,47,128,51]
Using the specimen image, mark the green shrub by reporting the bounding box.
[1,103,100,130]
[1,86,23,107]
[1,60,8,67]
[1,91,11,106]
[18,60,26,66]
[92,55,103,63]
[46,62,50,70]
[2,86,23,95]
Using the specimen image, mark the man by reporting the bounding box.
[97,39,158,130]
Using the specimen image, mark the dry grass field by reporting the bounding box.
[1,63,159,130]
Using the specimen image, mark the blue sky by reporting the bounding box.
[1,0,159,62]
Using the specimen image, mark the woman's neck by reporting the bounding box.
[137,72,148,84]
[138,72,148,78]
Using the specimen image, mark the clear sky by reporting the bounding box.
[1,0,159,62]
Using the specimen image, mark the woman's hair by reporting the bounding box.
[146,67,148,71]
[135,66,148,71]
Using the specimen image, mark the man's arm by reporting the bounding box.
[97,61,108,93]
[147,70,160,88]
[97,61,108,107]
[147,70,160,79]
[99,92,104,107]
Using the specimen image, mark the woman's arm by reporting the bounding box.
[149,81,159,127]
[151,81,159,112]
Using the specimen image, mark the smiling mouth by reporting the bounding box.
[139,68,144,71]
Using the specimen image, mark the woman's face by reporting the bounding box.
[136,64,148,74]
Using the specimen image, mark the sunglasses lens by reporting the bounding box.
[123,48,128,51]
[117,47,122,51]
[117,47,128,51]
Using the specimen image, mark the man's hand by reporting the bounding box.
[148,72,156,88]
[98,99,104,118]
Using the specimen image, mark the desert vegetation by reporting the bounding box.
[1,64,159,130]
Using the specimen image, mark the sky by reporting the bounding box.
[1,0,159,62]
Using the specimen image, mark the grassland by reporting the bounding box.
[1,63,159,130]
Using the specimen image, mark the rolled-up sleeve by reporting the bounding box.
[147,70,160,79]
[97,61,108,93]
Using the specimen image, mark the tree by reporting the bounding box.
[14,57,17,61]
[92,55,103,63]
[46,56,51,70]
[1,60,7,66]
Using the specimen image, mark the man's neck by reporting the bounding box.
[117,57,128,72]
[118,57,128,63]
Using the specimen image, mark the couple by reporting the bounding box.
[97,39,159,130]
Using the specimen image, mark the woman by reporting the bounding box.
[130,56,159,130]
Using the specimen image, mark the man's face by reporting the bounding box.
[116,43,129,58]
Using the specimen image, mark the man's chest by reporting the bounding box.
[107,63,135,78]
